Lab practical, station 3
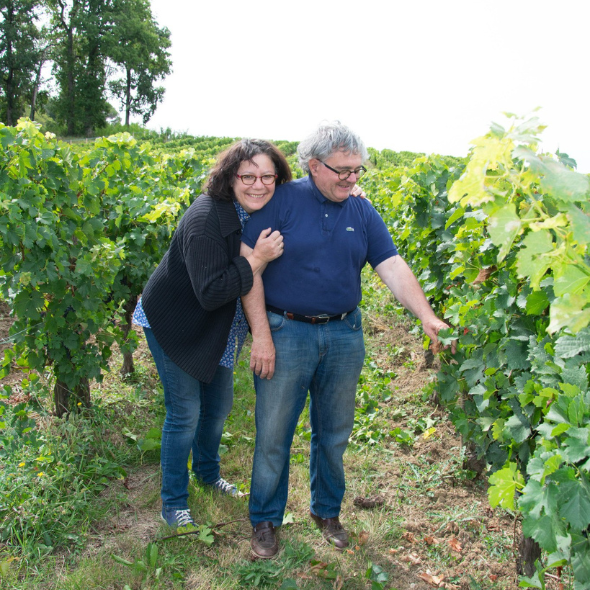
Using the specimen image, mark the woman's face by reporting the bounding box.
[232,154,276,214]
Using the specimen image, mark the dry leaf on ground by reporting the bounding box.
[401,553,421,565]
[419,572,446,587]
[353,495,385,509]
[448,537,462,552]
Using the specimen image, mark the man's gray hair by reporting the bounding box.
[297,121,369,174]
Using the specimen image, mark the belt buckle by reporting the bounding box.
[311,314,331,325]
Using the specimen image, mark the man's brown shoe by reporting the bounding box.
[251,521,278,559]
[310,511,349,549]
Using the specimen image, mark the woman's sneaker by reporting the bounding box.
[161,507,195,528]
[209,477,238,496]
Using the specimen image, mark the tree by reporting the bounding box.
[28,40,51,121]
[48,0,114,136]
[108,0,171,126]
[0,0,43,125]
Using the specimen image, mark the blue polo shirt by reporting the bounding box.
[242,175,398,316]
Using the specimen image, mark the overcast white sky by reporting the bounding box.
[145,0,589,173]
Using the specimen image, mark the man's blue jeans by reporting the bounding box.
[144,328,233,510]
[249,308,365,527]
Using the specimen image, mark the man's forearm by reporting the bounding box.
[375,255,454,350]
[375,256,437,322]
[242,273,275,379]
[242,274,271,338]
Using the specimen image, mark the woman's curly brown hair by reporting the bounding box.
[206,139,292,201]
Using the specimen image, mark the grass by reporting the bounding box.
[0,283,568,589]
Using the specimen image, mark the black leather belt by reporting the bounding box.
[266,305,353,325]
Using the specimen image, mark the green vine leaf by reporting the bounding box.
[488,462,524,510]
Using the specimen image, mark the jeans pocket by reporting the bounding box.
[267,311,286,332]
[344,307,362,331]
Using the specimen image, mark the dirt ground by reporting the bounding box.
[350,313,519,589]
[1,303,540,589]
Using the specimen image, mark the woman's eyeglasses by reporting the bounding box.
[235,174,278,186]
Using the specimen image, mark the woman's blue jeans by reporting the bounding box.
[144,328,234,510]
[248,308,365,527]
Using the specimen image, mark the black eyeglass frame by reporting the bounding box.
[235,173,278,186]
[319,160,367,181]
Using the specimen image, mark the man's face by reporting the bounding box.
[308,150,364,203]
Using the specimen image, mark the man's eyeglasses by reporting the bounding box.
[235,174,278,186]
[319,160,367,181]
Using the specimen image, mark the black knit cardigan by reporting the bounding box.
[142,194,254,383]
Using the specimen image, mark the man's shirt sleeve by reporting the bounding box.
[241,192,282,249]
[365,203,399,268]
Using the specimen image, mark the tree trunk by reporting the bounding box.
[516,533,542,578]
[4,4,15,126]
[65,27,76,136]
[30,83,38,121]
[423,348,435,369]
[6,73,15,126]
[125,68,132,127]
[30,50,47,121]
[119,294,138,377]
[54,380,69,417]
[54,377,91,417]
[458,388,486,475]
[462,440,486,474]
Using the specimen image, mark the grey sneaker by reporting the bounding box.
[209,477,238,496]
[161,507,195,528]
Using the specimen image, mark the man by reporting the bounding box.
[240,121,452,559]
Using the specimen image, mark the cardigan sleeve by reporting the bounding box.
[184,235,254,312]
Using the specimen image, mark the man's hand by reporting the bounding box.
[422,317,457,355]
[375,256,457,355]
[250,333,275,379]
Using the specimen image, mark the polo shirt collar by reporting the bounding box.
[306,174,346,207]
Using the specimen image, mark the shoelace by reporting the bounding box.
[255,524,274,542]
[174,509,194,527]
[214,478,237,494]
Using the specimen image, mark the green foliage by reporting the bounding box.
[123,426,162,454]
[361,154,467,313]
[367,113,589,586]
[0,121,213,410]
[107,0,172,126]
[351,358,395,447]
[46,0,171,135]
[112,543,164,583]
[448,114,590,334]
[0,382,128,557]
[233,540,314,587]
[48,0,113,135]
[365,561,390,590]
[0,120,124,406]
[0,0,44,126]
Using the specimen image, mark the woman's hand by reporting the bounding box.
[245,228,284,277]
[350,184,368,200]
[253,227,284,262]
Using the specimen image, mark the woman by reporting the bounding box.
[133,139,291,528]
